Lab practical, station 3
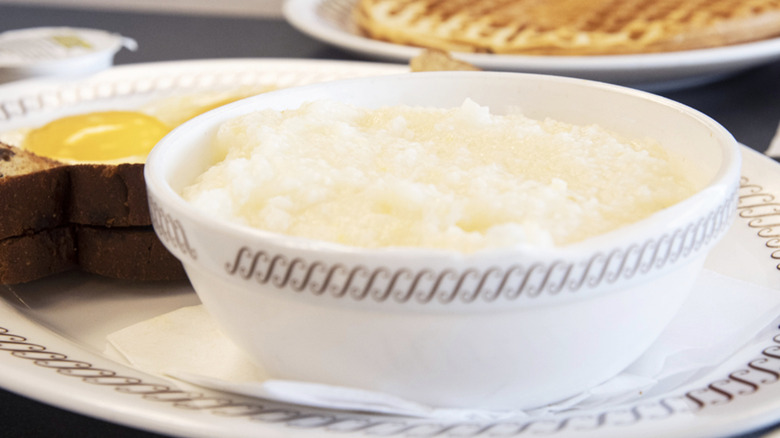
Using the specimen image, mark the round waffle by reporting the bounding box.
[354,0,780,55]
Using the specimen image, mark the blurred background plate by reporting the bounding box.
[283,0,780,90]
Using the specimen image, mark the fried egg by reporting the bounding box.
[23,111,170,163]
[0,86,271,164]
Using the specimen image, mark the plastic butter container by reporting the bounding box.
[0,27,137,84]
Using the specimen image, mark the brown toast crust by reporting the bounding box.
[0,142,62,174]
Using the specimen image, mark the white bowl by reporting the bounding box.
[144,72,740,410]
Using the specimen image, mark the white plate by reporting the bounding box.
[283,0,780,90]
[0,58,406,129]
[1,59,780,437]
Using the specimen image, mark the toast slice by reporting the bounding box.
[354,0,780,55]
[0,142,185,284]
[1,143,152,233]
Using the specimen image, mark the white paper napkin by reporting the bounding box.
[105,269,780,420]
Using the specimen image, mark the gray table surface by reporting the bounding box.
[1,3,779,437]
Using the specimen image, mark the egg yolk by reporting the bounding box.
[23,111,170,162]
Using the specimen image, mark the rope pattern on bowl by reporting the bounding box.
[222,189,736,303]
[738,176,780,270]
[149,197,198,260]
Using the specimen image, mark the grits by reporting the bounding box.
[182,99,697,252]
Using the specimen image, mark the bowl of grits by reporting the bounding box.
[144,72,740,410]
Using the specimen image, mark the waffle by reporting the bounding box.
[354,0,780,55]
